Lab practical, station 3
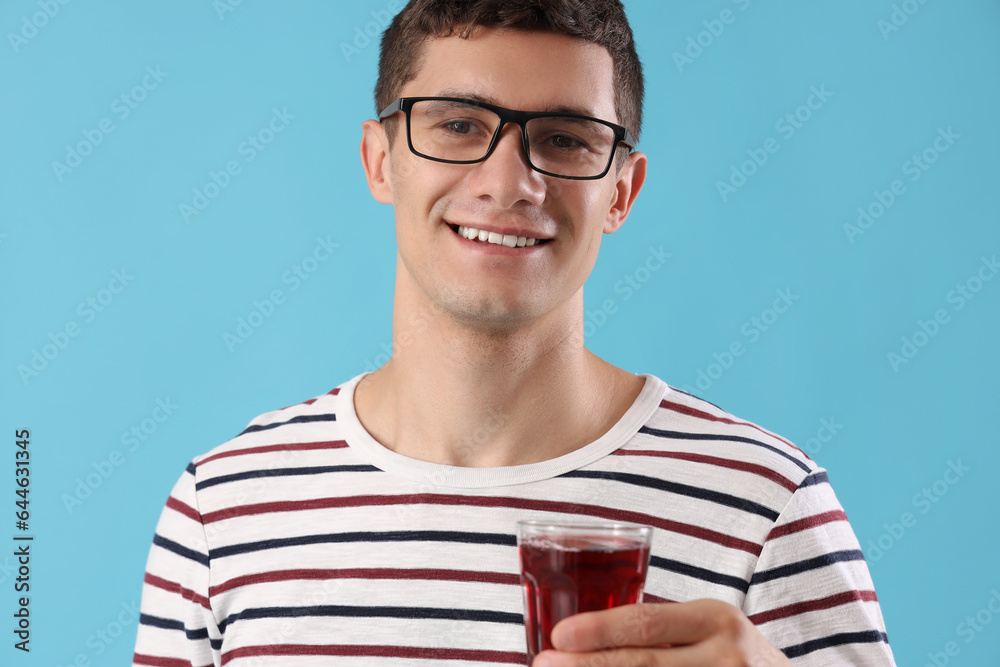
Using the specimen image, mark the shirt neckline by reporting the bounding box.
[333,371,668,488]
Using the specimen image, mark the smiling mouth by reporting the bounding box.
[448,224,552,248]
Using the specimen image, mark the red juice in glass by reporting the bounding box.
[517,521,653,663]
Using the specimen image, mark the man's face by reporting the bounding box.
[363,27,645,334]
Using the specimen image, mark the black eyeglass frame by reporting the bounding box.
[377,96,637,181]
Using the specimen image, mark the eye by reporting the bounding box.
[549,134,584,149]
[543,133,590,152]
[435,118,491,138]
[444,120,476,134]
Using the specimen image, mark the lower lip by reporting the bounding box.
[448,225,551,256]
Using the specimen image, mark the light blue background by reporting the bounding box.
[1,1,998,665]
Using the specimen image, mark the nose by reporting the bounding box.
[466,121,546,208]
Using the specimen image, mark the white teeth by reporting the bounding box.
[455,225,544,248]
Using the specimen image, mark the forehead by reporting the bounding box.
[401,28,617,121]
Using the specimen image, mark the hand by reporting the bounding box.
[532,599,793,666]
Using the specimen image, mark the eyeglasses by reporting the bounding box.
[377,97,636,180]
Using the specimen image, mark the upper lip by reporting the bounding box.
[446,221,554,240]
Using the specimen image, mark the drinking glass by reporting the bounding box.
[517,520,653,663]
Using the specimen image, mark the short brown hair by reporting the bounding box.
[375,0,644,165]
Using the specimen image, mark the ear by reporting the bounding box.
[603,150,647,234]
[360,119,394,204]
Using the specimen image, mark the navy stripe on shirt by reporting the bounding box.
[563,470,780,520]
[800,470,830,487]
[650,555,749,593]
[782,630,890,659]
[210,530,516,561]
[196,465,380,490]
[153,534,209,566]
[240,413,337,435]
[139,614,219,647]
[218,604,523,634]
[638,426,812,473]
[750,549,866,585]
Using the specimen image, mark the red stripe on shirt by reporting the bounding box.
[198,440,348,466]
[221,644,525,665]
[660,400,808,458]
[748,589,879,625]
[145,573,211,609]
[211,568,520,596]
[165,496,201,523]
[201,493,763,555]
[766,510,848,540]
[133,654,211,667]
[614,449,798,492]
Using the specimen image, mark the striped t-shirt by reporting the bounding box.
[132,372,896,666]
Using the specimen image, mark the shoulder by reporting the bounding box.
[627,382,819,492]
[189,384,348,471]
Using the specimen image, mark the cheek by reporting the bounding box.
[554,179,612,218]
[392,152,456,217]
[576,188,614,244]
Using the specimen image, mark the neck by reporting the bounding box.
[353,272,643,467]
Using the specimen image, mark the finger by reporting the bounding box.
[533,641,712,667]
[550,599,738,652]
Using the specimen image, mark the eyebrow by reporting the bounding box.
[433,89,600,118]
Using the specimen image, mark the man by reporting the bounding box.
[133,1,896,665]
